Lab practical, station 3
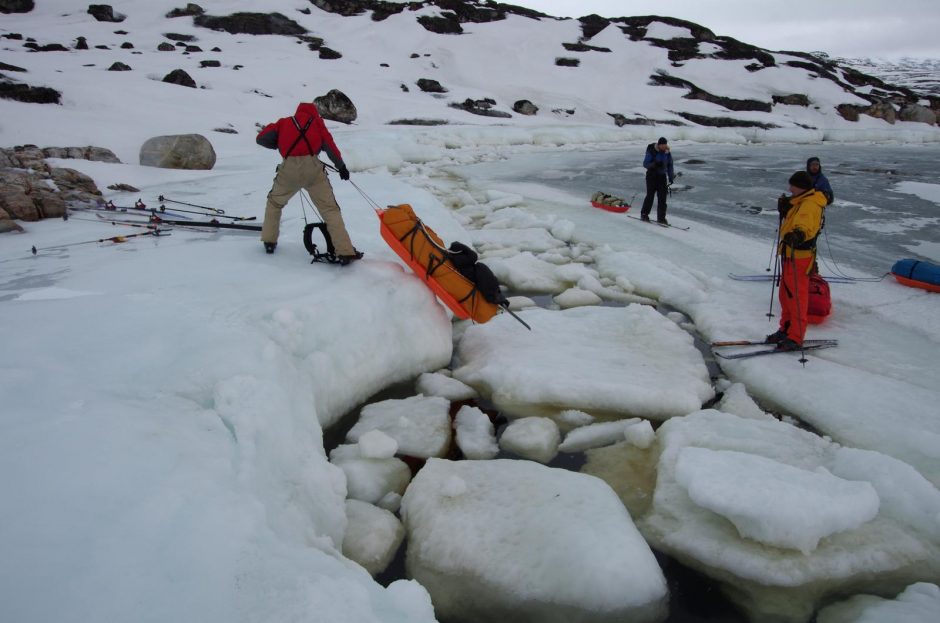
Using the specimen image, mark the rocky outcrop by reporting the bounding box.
[87,4,125,23]
[139,134,216,170]
[0,0,34,14]
[166,3,204,18]
[418,15,463,35]
[608,113,653,127]
[314,89,357,124]
[677,112,778,129]
[108,62,131,71]
[194,12,306,36]
[0,76,61,104]
[449,98,511,118]
[898,103,936,125]
[162,69,196,88]
[651,72,772,112]
[513,100,538,115]
[773,94,810,107]
[555,57,579,67]
[416,78,447,93]
[562,42,611,53]
[0,145,107,223]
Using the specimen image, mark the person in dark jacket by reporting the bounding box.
[641,137,676,224]
[256,102,361,263]
[806,156,834,205]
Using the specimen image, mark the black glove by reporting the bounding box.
[777,194,791,217]
[338,164,350,181]
[782,230,805,247]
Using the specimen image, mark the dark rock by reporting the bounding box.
[863,100,897,124]
[200,60,221,68]
[410,53,420,58]
[0,61,27,72]
[301,35,324,50]
[314,89,357,124]
[3,33,25,40]
[0,1,35,14]
[562,42,611,53]
[555,58,580,67]
[185,45,202,52]
[380,63,389,67]
[164,32,196,42]
[677,111,778,129]
[650,72,772,112]
[318,46,342,60]
[107,183,140,192]
[194,12,307,36]
[157,42,175,51]
[211,47,221,52]
[400,84,409,92]
[607,113,654,127]
[773,94,810,107]
[0,146,105,222]
[87,4,126,23]
[213,127,237,134]
[513,100,538,115]
[418,15,463,35]
[162,69,196,88]
[166,3,204,18]
[836,104,860,122]
[578,14,610,39]
[0,77,61,104]
[449,98,511,118]
[108,62,131,71]
[120,41,134,49]
[75,36,89,50]
[552,108,576,116]
[387,119,449,126]
[30,43,70,52]
[94,45,110,50]
[417,78,447,93]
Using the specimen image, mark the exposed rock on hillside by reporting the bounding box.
[194,12,307,36]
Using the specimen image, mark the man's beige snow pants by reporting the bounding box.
[261,156,356,255]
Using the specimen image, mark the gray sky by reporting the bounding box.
[505,0,940,60]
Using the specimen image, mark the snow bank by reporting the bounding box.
[401,458,669,623]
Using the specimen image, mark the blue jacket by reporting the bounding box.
[644,144,674,183]
[806,158,834,205]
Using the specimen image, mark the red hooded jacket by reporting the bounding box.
[256,102,344,169]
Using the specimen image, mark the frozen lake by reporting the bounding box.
[454,143,940,277]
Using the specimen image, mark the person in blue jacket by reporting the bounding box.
[641,137,676,224]
[806,156,834,205]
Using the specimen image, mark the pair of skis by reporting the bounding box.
[624,213,690,231]
[710,339,838,360]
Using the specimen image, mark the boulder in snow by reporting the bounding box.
[139,133,216,170]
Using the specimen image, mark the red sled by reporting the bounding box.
[807,274,832,324]
[591,200,630,213]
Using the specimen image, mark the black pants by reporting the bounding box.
[641,174,668,221]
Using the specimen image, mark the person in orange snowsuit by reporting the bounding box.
[765,171,826,350]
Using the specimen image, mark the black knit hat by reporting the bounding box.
[789,171,814,190]
[657,137,668,145]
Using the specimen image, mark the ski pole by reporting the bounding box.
[157,204,255,221]
[766,225,780,272]
[157,194,225,215]
[766,240,780,321]
[31,229,169,255]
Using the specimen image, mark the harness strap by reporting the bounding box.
[286,117,315,157]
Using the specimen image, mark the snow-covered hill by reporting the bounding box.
[1,0,938,169]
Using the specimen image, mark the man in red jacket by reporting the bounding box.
[256,102,361,263]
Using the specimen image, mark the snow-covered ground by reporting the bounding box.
[2,2,939,622]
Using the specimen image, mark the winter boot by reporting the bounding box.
[264,242,277,254]
[775,338,802,352]
[337,250,364,266]
[764,329,788,344]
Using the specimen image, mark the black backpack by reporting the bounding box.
[448,241,507,305]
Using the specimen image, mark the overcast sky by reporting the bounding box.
[504,0,940,60]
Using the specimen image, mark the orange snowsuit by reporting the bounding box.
[777,189,826,343]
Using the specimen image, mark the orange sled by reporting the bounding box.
[376,204,500,323]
